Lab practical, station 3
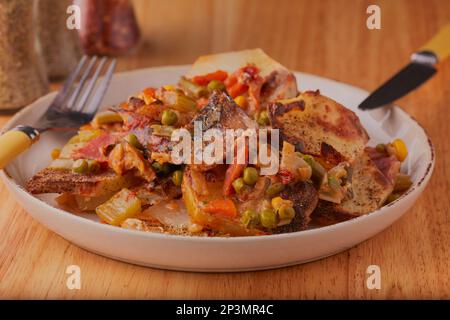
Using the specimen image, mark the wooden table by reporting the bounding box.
[1,0,449,299]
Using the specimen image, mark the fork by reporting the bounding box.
[0,55,117,169]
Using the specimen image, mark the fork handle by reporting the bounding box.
[0,126,40,169]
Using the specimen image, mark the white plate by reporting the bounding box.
[0,66,435,272]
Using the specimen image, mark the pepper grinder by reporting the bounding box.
[0,0,49,111]
[36,0,82,80]
[76,0,141,56]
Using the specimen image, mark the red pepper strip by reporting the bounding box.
[192,70,228,86]
[228,83,248,98]
[223,163,246,196]
[223,141,249,196]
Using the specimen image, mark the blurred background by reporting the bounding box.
[1,0,449,111]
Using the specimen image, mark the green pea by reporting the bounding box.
[160,163,172,175]
[232,178,245,193]
[152,161,162,172]
[257,111,270,126]
[172,170,183,186]
[125,133,143,149]
[241,209,260,227]
[72,159,88,174]
[87,160,101,174]
[207,80,226,92]
[376,143,387,154]
[260,209,277,229]
[243,167,259,185]
[152,162,171,175]
[393,174,412,192]
[265,182,285,197]
[161,109,178,126]
[386,193,401,204]
[278,206,296,221]
[303,155,326,185]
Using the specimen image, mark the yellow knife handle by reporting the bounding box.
[421,23,450,61]
[0,126,40,169]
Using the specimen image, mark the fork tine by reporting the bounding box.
[83,59,117,115]
[66,56,98,110]
[76,57,107,112]
[49,55,88,109]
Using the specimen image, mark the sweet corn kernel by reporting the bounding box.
[188,223,204,233]
[392,138,408,162]
[298,166,312,181]
[50,148,61,160]
[164,84,176,91]
[234,95,247,109]
[93,111,123,127]
[271,197,293,210]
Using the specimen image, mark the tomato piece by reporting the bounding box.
[278,169,295,185]
[224,74,238,87]
[192,70,228,86]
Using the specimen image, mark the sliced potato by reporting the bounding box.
[269,91,369,162]
[186,48,293,79]
[186,49,298,107]
[182,167,262,236]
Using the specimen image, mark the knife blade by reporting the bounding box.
[359,23,450,110]
[358,57,436,110]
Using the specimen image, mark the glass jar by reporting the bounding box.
[0,0,49,111]
[76,0,140,56]
[36,0,82,80]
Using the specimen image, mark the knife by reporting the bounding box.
[359,23,450,110]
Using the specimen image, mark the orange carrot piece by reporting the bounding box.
[143,87,156,98]
[203,199,237,218]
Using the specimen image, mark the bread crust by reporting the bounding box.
[269,90,369,162]
[27,169,140,196]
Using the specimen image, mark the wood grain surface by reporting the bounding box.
[1,0,449,299]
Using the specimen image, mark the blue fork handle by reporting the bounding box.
[0,126,40,169]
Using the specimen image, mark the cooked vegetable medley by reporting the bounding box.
[27,49,412,236]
